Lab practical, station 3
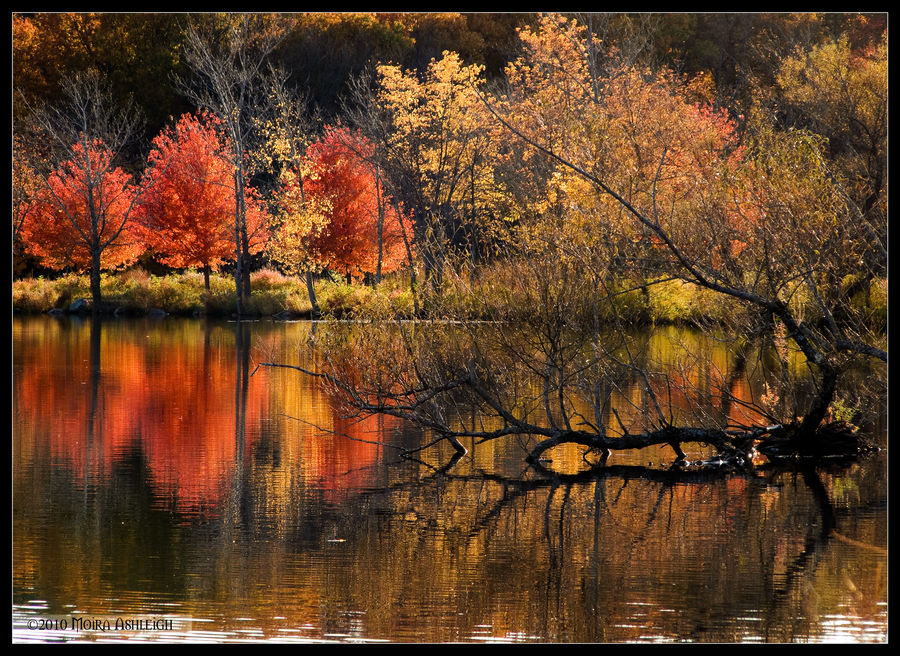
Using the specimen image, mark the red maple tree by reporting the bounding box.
[136,111,269,290]
[20,140,144,276]
[278,126,410,282]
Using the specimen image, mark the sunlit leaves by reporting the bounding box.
[271,126,410,278]
[375,51,505,246]
[136,112,233,272]
[724,122,850,295]
[497,13,744,280]
[776,33,886,226]
[136,112,269,278]
[20,140,143,272]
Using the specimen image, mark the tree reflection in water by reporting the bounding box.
[12,317,886,642]
[261,319,883,468]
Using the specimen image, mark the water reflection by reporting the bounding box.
[12,316,886,643]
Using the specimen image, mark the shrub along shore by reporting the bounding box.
[12,266,887,330]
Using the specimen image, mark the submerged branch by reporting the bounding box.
[257,356,876,470]
[524,425,734,464]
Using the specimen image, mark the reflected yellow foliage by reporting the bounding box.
[13,317,886,642]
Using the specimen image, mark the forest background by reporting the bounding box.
[12,12,886,327]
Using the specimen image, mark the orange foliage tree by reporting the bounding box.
[136,112,269,290]
[494,14,747,276]
[272,125,410,284]
[489,14,886,440]
[12,133,45,260]
[20,140,144,293]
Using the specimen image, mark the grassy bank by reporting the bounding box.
[12,266,886,330]
[11,268,418,319]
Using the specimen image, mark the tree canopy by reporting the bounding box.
[13,13,887,376]
[135,112,269,289]
[271,125,410,281]
[21,140,144,273]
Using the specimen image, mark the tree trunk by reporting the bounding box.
[203,264,211,292]
[468,227,477,287]
[241,250,251,301]
[433,220,445,294]
[394,199,419,316]
[798,362,838,441]
[306,270,320,318]
[90,248,102,313]
[230,163,251,312]
[375,164,384,285]
[233,189,243,316]
[238,184,252,308]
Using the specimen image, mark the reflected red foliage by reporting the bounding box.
[14,321,394,516]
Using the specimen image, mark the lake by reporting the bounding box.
[12,315,887,643]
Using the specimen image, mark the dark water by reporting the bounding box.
[12,315,887,643]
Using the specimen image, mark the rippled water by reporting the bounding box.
[12,315,887,643]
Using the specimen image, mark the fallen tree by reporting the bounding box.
[258,300,881,471]
[262,15,885,470]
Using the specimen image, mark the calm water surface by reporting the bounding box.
[12,315,887,643]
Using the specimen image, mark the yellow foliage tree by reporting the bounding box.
[375,51,505,288]
[775,34,886,273]
[496,14,745,290]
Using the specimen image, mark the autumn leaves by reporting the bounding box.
[137,113,269,290]
[15,12,886,328]
[19,142,144,273]
[270,126,410,283]
[18,114,406,295]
